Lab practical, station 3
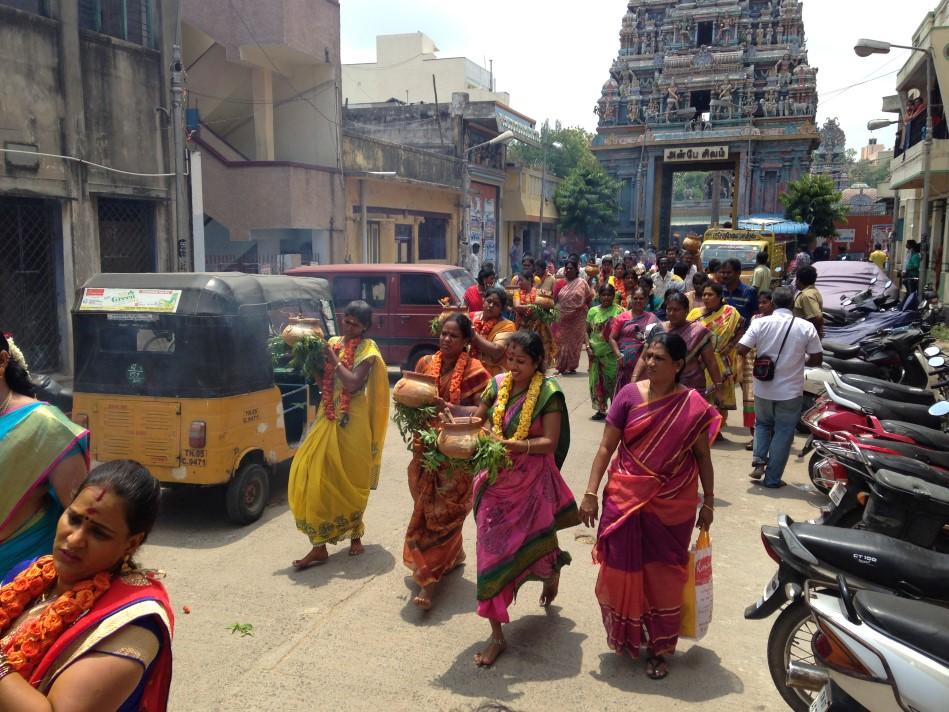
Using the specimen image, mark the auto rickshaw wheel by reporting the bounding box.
[225,462,271,525]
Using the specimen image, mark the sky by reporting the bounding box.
[340,0,936,155]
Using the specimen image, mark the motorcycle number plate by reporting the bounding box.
[758,572,780,606]
[829,482,846,507]
[809,684,831,712]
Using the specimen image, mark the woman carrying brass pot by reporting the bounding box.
[404,314,491,611]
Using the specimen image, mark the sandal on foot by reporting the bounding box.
[646,655,668,680]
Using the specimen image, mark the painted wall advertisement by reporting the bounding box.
[835,229,855,243]
[469,195,483,247]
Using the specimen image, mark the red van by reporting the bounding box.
[286,263,475,370]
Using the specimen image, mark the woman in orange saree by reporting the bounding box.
[581,332,719,680]
[404,314,491,610]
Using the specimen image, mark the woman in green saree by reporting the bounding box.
[586,284,623,420]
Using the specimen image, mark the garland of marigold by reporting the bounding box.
[491,371,544,441]
[322,337,360,425]
[469,316,499,362]
[428,351,469,405]
[513,288,536,307]
[0,555,111,679]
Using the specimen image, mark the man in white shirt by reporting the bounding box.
[651,257,683,300]
[737,287,822,488]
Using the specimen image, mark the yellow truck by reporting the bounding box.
[698,227,795,286]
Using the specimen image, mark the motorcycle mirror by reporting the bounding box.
[839,294,847,302]
[924,345,941,358]
[928,401,949,417]
[929,356,946,368]
[884,280,893,290]
[869,277,877,285]
[842,298,853,306]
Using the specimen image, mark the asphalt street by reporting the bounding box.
[146,371,822,711]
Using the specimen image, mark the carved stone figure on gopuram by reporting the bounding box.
[592,0,821,241]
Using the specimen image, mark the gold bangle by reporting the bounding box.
[583,490,598,498]
[701,503,714,512]
[525,439,531,455]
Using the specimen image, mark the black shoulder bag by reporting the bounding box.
[752,317,795,382]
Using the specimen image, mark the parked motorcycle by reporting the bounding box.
[744,515,949,711]
[820,327,933,387]
[29,373,73,416]
[823,276,899,327]
[804,576,949,712]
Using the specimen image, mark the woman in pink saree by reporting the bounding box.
[581,332,719,680]
[552,259,593,375]
[470,331,579,667]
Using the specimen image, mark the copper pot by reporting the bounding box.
[682,236,702,254]
[282,317,324,346]
[535,291,555,309]
[392,371,439,408]
[436,417,483,459]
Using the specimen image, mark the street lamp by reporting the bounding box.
[460,130,515,269]
[867,118,898,131]
[855,38,934,290]
[538,139,563,253]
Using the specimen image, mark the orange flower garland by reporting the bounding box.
[322,337,361,426]
[469,316,498,362]
[428,351,469,405]
[0,556,111,679]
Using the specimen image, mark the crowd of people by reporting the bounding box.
[0,237,830,705]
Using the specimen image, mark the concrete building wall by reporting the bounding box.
[343,33,509,106]
[0,3,174,373]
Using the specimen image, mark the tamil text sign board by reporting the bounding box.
[664,146,729,163]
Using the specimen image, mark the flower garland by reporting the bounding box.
[428,351,469,405]
[2,333,29,374]
[469,316,499,362]
[513,288,537,307]
[491,371,544,441]
[322,337,360,426]
[0,556,111,679]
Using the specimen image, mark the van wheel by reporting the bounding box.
[225,462,270,525]
[405,346,436,372]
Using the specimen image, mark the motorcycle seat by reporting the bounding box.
[881,420,949,451]
[822,355,885,379]
[863,451,949,487]
[822,341,862,359]
[861,439,949,471]
[853,590,949,667]
[839,375,935,406]
[830,390,942,430]
[791,524,949,600]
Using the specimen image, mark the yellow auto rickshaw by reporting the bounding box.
[71,273,337,524]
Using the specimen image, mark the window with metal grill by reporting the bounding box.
[79,0,157,48]
[97,198,156,273]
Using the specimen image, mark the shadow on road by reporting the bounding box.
[399,568,476,625]
[590,645,744,701]
[276,544,397,586]
[432,607,587,702]
[745,482,826,508]
[149,463,293,549]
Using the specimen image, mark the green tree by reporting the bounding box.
[554,163,620,242]
[673,172,709,201]
[849,159,891,188]
[780,174,848,238]
[508,121,596,178]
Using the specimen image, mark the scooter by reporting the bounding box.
[29,373,73,416]
[744,515,949,712]
[821,327,933,387]
[800,386,946,475]
[804,576,949,712]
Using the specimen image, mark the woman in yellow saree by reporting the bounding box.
[289,301,389,569]
[687,283,742,422]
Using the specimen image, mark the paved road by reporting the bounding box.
[147,372,822,711]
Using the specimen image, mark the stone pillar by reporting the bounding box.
[710,171,721,224]
[251,68,275,161]
[929,199,944,290]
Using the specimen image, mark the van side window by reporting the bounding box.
[400,274,450,306]
[333,276,386,309]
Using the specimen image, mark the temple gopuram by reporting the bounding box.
[593,0,820,248]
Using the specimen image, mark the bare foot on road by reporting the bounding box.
[413,584,434,610]
[292,545,328,570]
[474,637,507,667]
[540,574,559,607]
[349,539,365,556]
